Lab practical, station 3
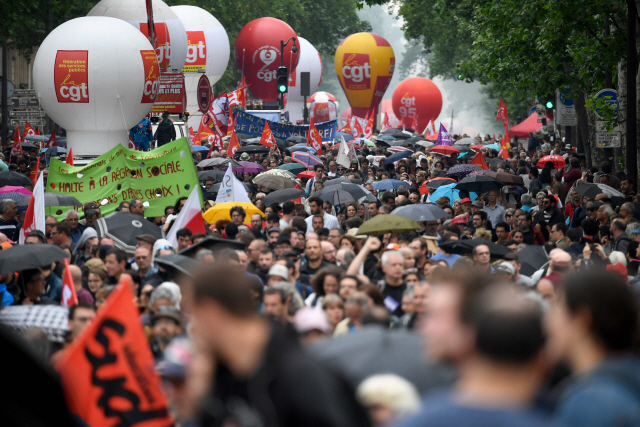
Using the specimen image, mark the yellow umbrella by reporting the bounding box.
[203,202,264,224]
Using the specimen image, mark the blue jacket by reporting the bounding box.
[129,118,153,151]
[43,273,63,302]
[570,205,587,228]
[556,355,640,427]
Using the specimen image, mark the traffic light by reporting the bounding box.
[277,66,288,94]
[544,94,555,120]
[457,73,463,80]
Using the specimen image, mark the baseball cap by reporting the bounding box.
[276,235,291,246]
[565,144,572,150]
[283,250,300,259]
[451,215,468,225]
[151,305,182,326]
[460,197,471,204]
[387,243,400,251]
[294,307,331,334]
[267,227,281,234]
[267,264,289,280]
[494,261,515,276]
[471,200,484,208]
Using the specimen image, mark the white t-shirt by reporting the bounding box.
[305,212,340,234]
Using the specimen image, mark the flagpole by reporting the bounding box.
[450,110,454,134]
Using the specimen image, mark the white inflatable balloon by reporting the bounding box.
[87,0,187,73]
[308,91,339,123]
[286,37,322,123]
[171,5,230,129]
[33,17,158,156]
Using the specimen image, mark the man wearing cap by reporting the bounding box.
[136,234,157,251]
[150,306,182,361]
[266,264,289,287]
[494,261,516,281]
[460,198,472,213]
[274,235,292,258]
[267,227,281,249]
[502,252,535,288]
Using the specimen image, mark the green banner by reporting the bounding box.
[47,138,200,217]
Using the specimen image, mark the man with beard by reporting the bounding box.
[509,212,545,245]
[150,305,182,361]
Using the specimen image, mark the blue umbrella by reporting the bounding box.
[44,146,68,156]
[289,145,316,153]
[429,183,478,202]
[292,151,323,168]
[383,150,412,165]
[372,179,411,191]
[192,145,210,152]
[334,132,354,141]
[484,143,500,151]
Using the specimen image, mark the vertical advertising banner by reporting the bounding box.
[54,50,89,103]
[140,50,160,103]
[183,31,206,73]
[139,22,171,72]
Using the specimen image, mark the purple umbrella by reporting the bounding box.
[224,161,265,174]
[444,164,481,180]
[292,151,323,169]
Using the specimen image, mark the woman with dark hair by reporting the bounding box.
[306,266,343,308]
[539,161,554,188]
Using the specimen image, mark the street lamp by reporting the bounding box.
[278,37,297,111]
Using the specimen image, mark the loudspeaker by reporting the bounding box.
[300,72,310,97]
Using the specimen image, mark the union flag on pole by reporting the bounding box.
[227,128,241,157]
[24,121,36,138]
[61,258,78,307]
[380,113,392,132]
[496,97,509,130]
[128,134,136,150]
[469,152,490,170]
[45,132,57,148]
[66,147,74,166]
[55,275,173,427]
[363,111,374,139]
[11,126,22,156]
[411,115,418,133]
[423,118,436,137]
[498,129,510,159]
[166,188,205,248]
[259,122,276,148]
[307,117,323,156]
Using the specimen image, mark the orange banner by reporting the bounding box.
[56,275,173,427]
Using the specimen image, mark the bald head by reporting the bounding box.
[68,264,83,290]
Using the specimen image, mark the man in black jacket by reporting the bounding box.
[533,194,564,227]
[154,111,176,147]
[186,263,370,427]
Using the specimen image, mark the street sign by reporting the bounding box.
[9,110,46,117]
[596,120,621,148]
[10,118,45,126]
[556,90,577,126]
[197,74,211,113]
[10,97,40,109]
[594,88,617,120]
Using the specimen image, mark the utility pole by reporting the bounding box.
[627,0,637,181]
[1,38,8,147]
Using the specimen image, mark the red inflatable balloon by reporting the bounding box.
[235,17,299,102]
[340,107,351,127]
[392,77,442,131]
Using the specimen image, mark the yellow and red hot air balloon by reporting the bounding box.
[334,32,394,120]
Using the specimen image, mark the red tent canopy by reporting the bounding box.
[509,113,542,139]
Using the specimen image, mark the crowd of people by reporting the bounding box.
[2,125,640,427]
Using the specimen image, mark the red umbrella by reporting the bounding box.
[297,171,326,179]
[537,154,565,169]
[470,144,484,151]
[418,177,456,195]
[429,145,460,155]
[426,133,439,141]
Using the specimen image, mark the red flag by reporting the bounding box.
[227,129,240,157]
[363,111,374,139]
[30,157,39,187]
[411,114,418,132]
[189,127,196,142]
[36,127,41,136]
[45,132,57,148]
[259,122,276,148]
[128,134,136,150]
[61,258,78,307]
[352,117,364,138]
[307,117,323,155]
[496,97,509,130]
[56,275,173,426]
[11,126,22,155]
[66,147,74,166]
[23,121,36,138]
[498,132,510,159]
[469,152,490,170]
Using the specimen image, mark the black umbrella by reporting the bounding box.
[313,183,375,205]
[486,158,508,167]
[391,204,449,222]
[94,212,163,255]
[439,239,511,259]
[382,128,412,139]
[17,193,82,207]
[45,146,67,156]
[311,326,456,393]
[263,188,307,205]
[197,158,241,168]
[388,139,414,147]
[197,170,226,181]
[455,174,503,193]
[20,142,38,150]
[288,146,315,153]
[445,164,481,180]
[286,135,307,144]
[426,178,457,190]
[179,236,245,258]
[404,136,427,145]
[516,244,549,277]
[374,139,391,148]
[324,177,364,186]
[235,145,270,155]
[0,171,33,188]
[207,181,253,193]
[154,254,199,277]
[0,244,69,274]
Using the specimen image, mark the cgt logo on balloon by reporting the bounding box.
[54,50,89,103]
[184,31,206,73]
[140,50,160,103]
[342,53,371,89]
[139,22,171,72]
[399,93,417,118]
[254,46,279,82]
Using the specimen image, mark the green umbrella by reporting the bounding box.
[356,214,421,236]
[276,163,307,175]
